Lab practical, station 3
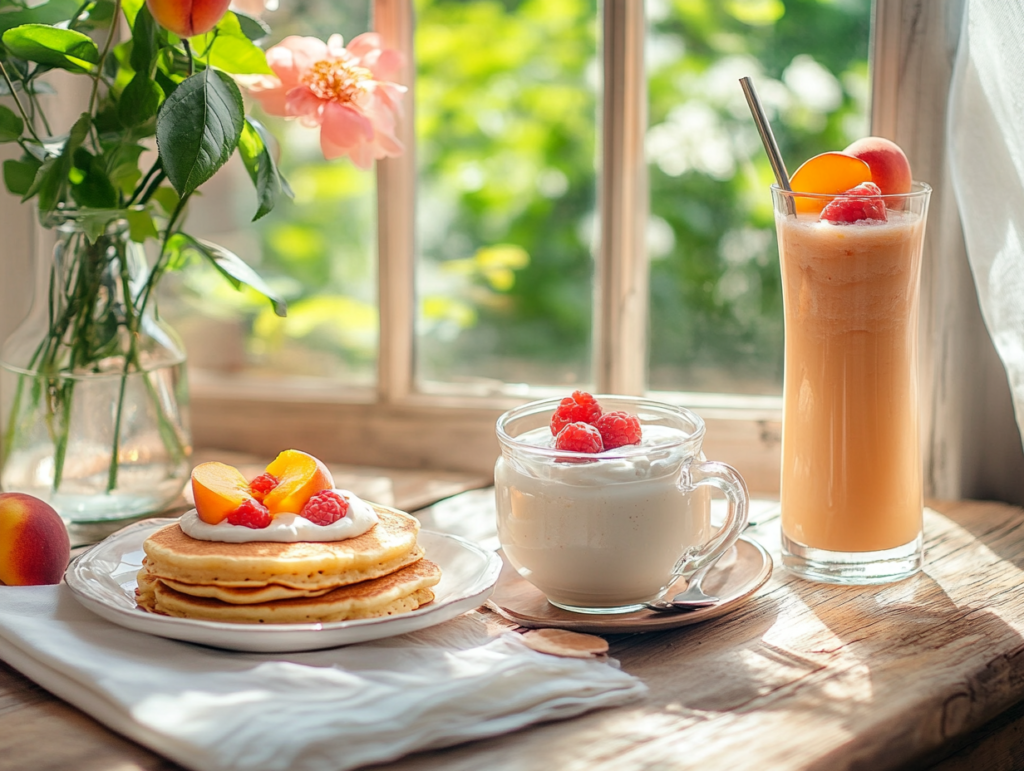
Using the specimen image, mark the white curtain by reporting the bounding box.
[948,0,1024,449]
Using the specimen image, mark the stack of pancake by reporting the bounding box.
[136,505,442,624]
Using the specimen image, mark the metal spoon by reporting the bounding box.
[643,559,721,612]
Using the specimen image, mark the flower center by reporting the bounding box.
[301,59,372,104]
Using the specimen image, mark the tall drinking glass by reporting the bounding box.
[773,183,931,584]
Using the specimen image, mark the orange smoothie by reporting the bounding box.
[777,209,925,552]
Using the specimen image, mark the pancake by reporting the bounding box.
[136,558,441,624]
[142,505,421,591]
[153,545,425,604]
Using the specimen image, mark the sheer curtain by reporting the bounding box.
[948,0,1024,449]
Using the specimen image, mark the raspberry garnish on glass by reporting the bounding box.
[554,422,604,453]
[820,182,888,224]
[595,411,642,450]
[550,390,603,435]
[301,490,350,525]
[226,499,272,529]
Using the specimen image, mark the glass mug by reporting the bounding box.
[494,396,749,614]
[773,183,931,584]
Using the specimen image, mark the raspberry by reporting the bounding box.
[820,182,888,224]
[550,390,603,436]
[301,490,350,525]
[595,411,642,450]
[249,473,279,501]
[226,499,272,529]
[554,422,604,453]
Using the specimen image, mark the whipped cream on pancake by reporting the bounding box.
[179,489,379,543]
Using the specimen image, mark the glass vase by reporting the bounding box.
[0,211,192,522]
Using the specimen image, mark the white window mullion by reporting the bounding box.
[596,0,648,396]
[374,0,416,404]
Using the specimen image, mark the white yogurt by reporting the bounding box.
[179,489,378,543]
[495,424,711,610]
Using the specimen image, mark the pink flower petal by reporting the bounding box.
[285,86,326,123]
[322,102,375,146]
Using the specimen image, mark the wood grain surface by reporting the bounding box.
[3,498,1024,771]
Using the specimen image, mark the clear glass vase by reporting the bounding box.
[0,211,192,522]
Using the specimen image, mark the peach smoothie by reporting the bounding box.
[777,208,925,552]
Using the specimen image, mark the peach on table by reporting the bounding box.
[0,493,70,586]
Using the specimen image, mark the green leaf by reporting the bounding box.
[69,147,118,208]
[178,234,287,317]
[150,185,179,215]
[2,24,99,72]
[125,209,158,242]
[238,117,291,221]
[0,0,80,36]
[105,142,145,195]
[26,111,90,210]
[191,14,273,75]
[155,68,244,199]
[3,155,42,196]
[0,105,24,142]
[129,4,158,75]
[232,11,271,42]
[118,71,163,127]
[120,0,145,29]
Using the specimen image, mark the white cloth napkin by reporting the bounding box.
[0,585,646,771]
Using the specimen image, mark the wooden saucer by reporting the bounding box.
[488,534,773,634]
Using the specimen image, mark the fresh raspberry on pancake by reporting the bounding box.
[248,473,279,501]
[550,390,603,435]
[226,499,272,529]
[301,490,350,525]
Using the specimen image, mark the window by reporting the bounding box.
[2,0,999,499]
[160,0,879,493]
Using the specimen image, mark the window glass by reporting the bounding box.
[160,1,379,386]
[646,0,871,395]
[413,0,599,392]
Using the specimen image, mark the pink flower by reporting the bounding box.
[247,33,406,168]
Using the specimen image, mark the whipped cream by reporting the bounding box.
[512,424,690,484]
[179,489,379,543]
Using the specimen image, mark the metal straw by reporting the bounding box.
[739,76,791,191]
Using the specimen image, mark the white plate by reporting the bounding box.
[65,518,502,653]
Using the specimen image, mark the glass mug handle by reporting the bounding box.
[674,459,750,575]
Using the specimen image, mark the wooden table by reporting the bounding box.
[3,478,1024,770]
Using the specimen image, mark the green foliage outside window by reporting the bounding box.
[170,0,870,395]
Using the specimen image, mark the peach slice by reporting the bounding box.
[262,450,335,516]
[789,152,873,214]
[191,462,253,525]
[843,136,912,196]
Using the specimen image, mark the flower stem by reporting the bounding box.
[0,61,43,145]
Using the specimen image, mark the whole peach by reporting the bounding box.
[0,493,71,586]
[146,0,232,38]
[843,137,913,196]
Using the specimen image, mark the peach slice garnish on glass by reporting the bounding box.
[191,462,254,525]
[262,450,335,516]
[789,152,873,213]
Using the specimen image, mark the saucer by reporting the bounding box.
[487,534,773,634]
